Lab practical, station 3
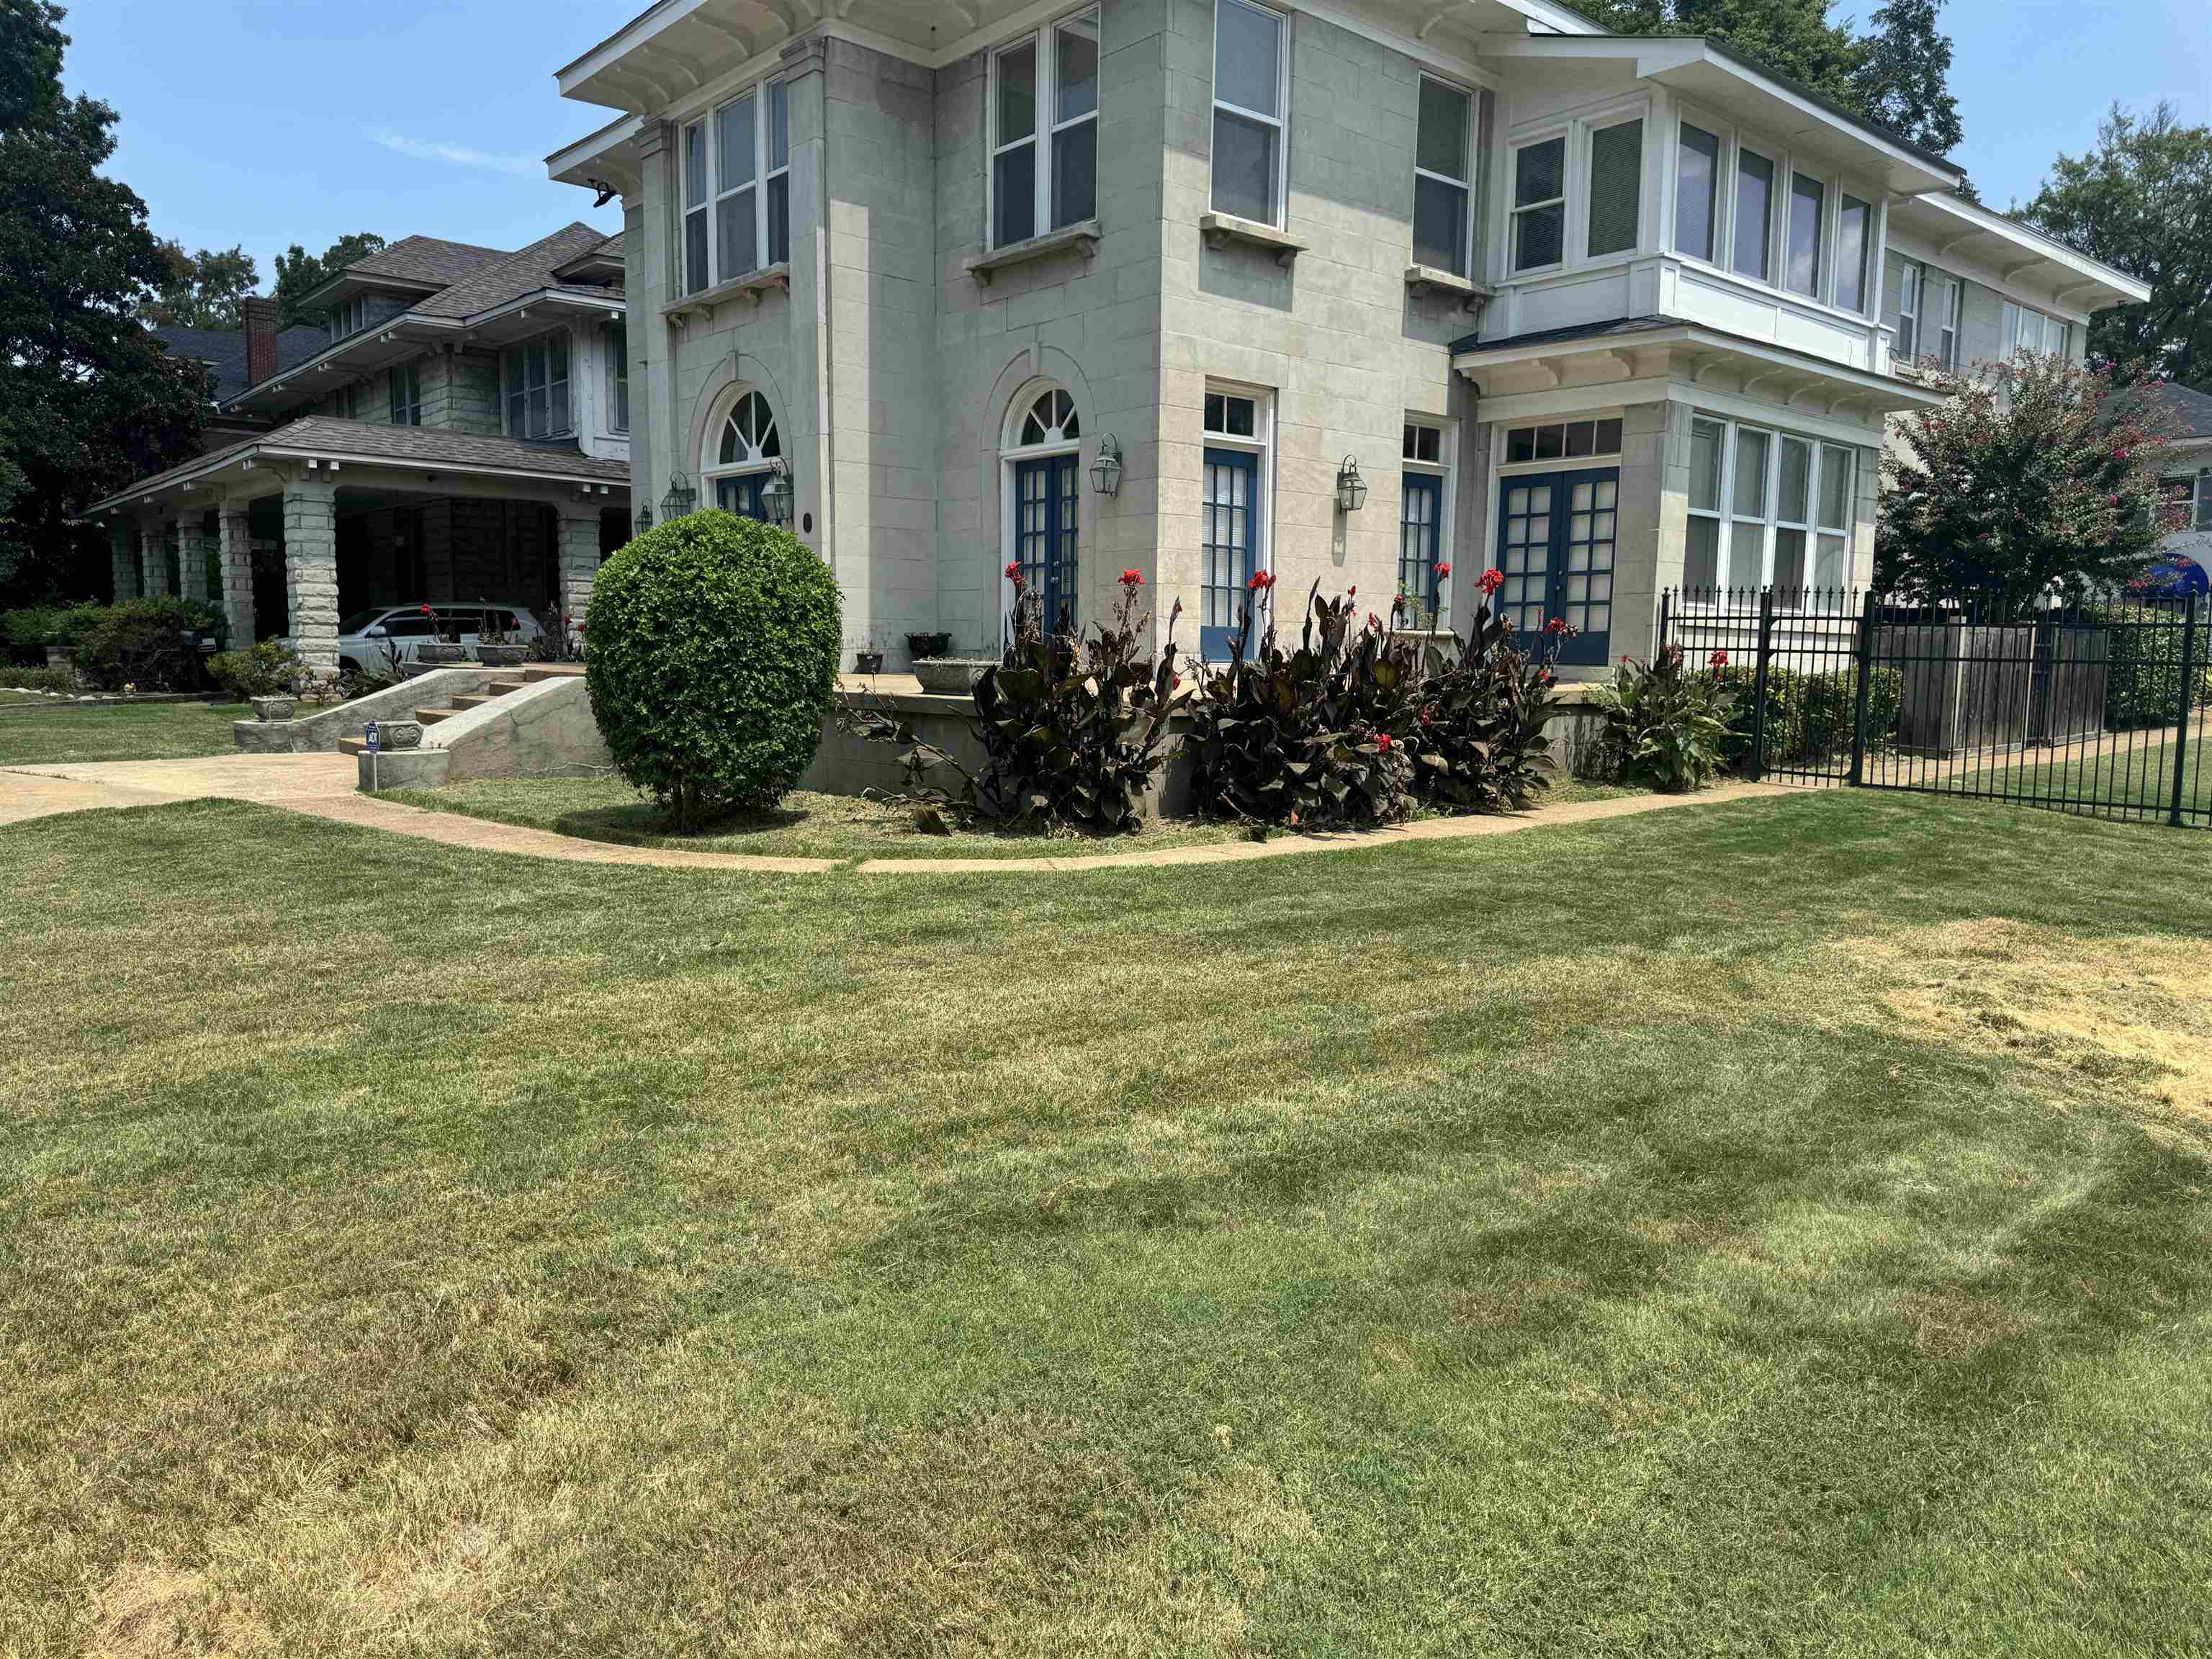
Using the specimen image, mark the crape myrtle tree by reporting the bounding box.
[1875,351,2188,608]
[0,0,207,606]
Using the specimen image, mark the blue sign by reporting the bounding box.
[364,720,380,754]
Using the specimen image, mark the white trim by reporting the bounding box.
[1200,380,1276,637]
[1412,73,1478,282]
[681,72,791,297]
[1685,413,1859,598]
[985,7,1100,251]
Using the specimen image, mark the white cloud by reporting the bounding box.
[369,131,540,177]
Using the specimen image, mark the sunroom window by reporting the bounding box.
[1210,0,1285,227]
[1676,123,1721,262]
[1586,118,1642,258]
[1686,416,1857,603]
[1733,148,1774,282]
[1413,78,1473,276]
[1512,137,1566,271]
[1835,194,1871,313]
[1785,171,1824,298]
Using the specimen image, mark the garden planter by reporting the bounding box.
[905,631,952,661]
[418,643,467,665]
[477,643,526,666]
[43,646,74,669]
[912,657,998,696]
[854,651,885,675]
[251,696,296,722]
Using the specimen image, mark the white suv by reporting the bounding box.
[333,603,545,677]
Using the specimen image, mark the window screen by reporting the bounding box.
[1586,119,1642,258]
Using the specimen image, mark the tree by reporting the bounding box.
[140,239,258,329]
[2021,104,2212,393]
[1876,353,2188,606]
[271,232,387,326]
[1850,0,1961,156]
[0,0,207,606]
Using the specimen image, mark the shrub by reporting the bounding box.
[1590,645,1737,791]
[1718,662,1904,770]
[1,665,76,693]
[207,639,307,702]
[3,606,62,664]
[71,597,222,691]
[848,567,1181,835]
[2094,603,2212,730]
[1183,577,1416,830]
[1407,588,1566,811]
[585,511,842,830]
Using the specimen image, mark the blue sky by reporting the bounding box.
[60,0,2212,289]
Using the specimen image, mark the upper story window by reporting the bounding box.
[388,361,421,426]
[1413,77,1475,277]
[502,331,571,440]
[1676,112,1878,317]
[608,323,629,434]
[2162,469,2212,534]
[331,295,369,341]
[683,78,790,296]
[1511,135,1566,272]
[1210,0,1285,228]
[2004,300,2069,359]
[1586,118,1642,258]
[331,382,359,420]
[1897,261,1961,369]
[991,9,1098,248]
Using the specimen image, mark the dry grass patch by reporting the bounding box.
[1843,918,2212,1123]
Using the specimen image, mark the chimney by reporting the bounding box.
[243,295,280,390]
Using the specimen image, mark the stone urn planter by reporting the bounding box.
[43,645,74,670]
[251,696,297,722]
[853,650,885,675]
[477,643,526,667]
[912,657,997,696]
[905,631,952,661]
[418,642,468,665]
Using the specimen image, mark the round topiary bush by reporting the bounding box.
[585,511,842,830]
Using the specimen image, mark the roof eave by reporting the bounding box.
[1905,194,2151,313]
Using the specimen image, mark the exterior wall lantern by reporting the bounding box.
[1089,434,1123,498]
[660,472,698,522]
[634,503,655,535]
[761,459,794,526]
[1335,456,1369,515]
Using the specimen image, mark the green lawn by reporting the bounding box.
[386,774,1639,861]
[1904,727,2212,822]
[4,790,2210,1655]
[0,697,244,765]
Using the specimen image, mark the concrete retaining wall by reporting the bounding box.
[236,667,502,753]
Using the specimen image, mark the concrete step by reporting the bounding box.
[416,706,456,725]
[523,665,587,681]
[447,693,498,711]
[487,679,529,696]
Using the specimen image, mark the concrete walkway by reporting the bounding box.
[0,752,1788,874]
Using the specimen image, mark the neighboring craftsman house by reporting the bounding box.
[92,225,634,675]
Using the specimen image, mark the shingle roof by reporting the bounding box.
[152,322,325,401]
[348,235,511,289]
[413,222,622,318]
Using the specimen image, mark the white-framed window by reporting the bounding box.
[989,9,1098,248]
[1732,145,1775,283]
[1413,76,1475,277]
[1510,132,1568,273]
[1210,0,1286,228]
[1835,193,1871,314]
[1400,418,1452,622]
[1785,171,1825,298]
[1896,261,1920,358]
[1932,272,1961,367]
[1200,384,1272,656]
[2004,300,2069,359]
[1586,117,1643,259]
[704,387,783,516]
[2163,469,2212,534]
[681,78,791,296]
[388,361,421,426]
[608,323,629,434]
[1897,260,1961,368]
[331,382,359,420]
[1675,120,1722,263]
[1001,384,1084,629]
[1684,414,1857,603]
[331,295,369,341]
[502,332,572,440]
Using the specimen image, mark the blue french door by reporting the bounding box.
[1400,472,1443,618]
[1014,454,1079,632]
[1495,467,1616,667]
[716,474,768,518]
[1202,446,1259,660]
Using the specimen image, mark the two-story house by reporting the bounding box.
[543,0,2144,676]
[92,225,634,675]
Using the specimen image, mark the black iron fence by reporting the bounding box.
[1656,587,2211,827]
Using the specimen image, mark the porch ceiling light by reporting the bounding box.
[1335,456,1368,515]
[660,472,697,522]
[1089,434,1123,498]
[761,459,794,526]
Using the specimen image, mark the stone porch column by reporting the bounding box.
[555,500,603,631]
[139,519,171,598]
[176,511,215,606]
[282,476,341,679]
[217,501,256,644]
[109,521,138,602]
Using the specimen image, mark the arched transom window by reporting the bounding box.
[706,389,783,518]
[1016,388,1079,449]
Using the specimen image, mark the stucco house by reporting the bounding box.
[2154,383,2212,581]
[540,0,2145,679]
[91,226,634,674]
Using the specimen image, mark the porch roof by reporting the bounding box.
[87,417,631,516]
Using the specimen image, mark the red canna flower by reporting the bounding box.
[1538,668,1555,687]
[1709,649,1728,668]
[1376,732,1393,753]
[1545,617,1567,635]
[1172,673,1182,688]
[1478,568,1504,595]
[419,604,435,616]
[1367,612,1381,630]
[1246,570,1275,592]
[1119,568,1143,587]
[1436,562,1452,580]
